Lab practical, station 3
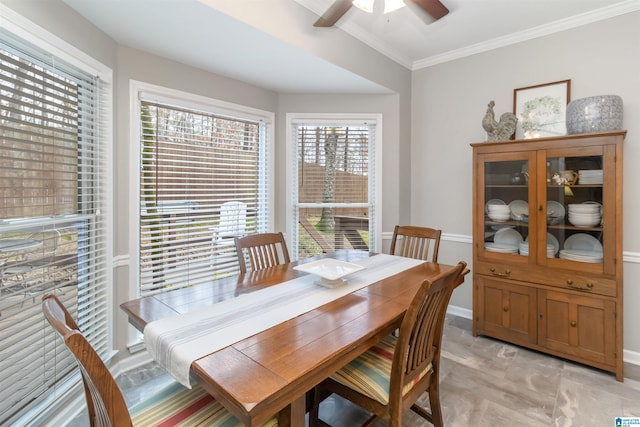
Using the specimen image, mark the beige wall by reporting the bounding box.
[411,11,640,356]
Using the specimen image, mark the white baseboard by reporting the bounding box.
[446,304,472,319]
[624,349,640,366]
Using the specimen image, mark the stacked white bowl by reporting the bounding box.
[487,204,511,222]
[568,203,601,227]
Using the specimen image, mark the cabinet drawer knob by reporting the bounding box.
[566,280,594,291]
[570,321,577,327]
[503,306,509,312]
[489,267,510,278]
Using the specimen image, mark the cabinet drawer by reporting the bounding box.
[544,274,617,297]
[474,260,617,297]
[474,260,538,283]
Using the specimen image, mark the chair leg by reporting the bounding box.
[409,384,444,427]
[363,414,380,427]
[411,403,434,423]
[429,376,444,426]
[309,387,320,426]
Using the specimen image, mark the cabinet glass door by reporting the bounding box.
[483,158,530,257]
[544,153,604,265]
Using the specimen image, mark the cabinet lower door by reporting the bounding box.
[474,276,537,346]
[537,290,616,367]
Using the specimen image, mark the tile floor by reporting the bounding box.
[68,315,640,426]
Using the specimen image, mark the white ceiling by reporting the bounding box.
[62,0,640,93]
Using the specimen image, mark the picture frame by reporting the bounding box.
[513,79,571,139]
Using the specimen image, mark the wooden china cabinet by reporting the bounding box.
[471,131,625,381]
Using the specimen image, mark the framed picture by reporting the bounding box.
[513,80,571,139]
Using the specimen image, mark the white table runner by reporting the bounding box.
[144,254,424,387]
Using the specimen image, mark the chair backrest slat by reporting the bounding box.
[235,232,290,273]
[390,225,442,262]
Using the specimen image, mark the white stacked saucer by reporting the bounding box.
[578,169,603,185]
[559,233,603,263]
[485,243,519,253]
[559,250,603,263]
[485,228,522,254]
[518,233,558,258]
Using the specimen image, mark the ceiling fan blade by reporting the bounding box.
[406,0,449,20]
[314,0,353,27]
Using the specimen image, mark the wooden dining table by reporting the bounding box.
[120,249,461,427]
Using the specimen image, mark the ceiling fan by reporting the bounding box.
[313,0,449,27]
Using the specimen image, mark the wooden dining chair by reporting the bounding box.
[389,225,442,262]
[310,261,469,427]
[42,294,278,427]
[235,232,290,274]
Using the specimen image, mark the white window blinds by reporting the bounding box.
[139,100,270,296]
[0,29,109,425]
[291,121,377,259]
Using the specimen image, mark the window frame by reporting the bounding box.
[0,4,113,425]
[128,80,275,304]
[285,113,382,259]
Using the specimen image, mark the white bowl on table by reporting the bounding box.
[293,258,365,288]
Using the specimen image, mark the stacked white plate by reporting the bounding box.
[485,243,519,253]
[568,202,602,227]
[518,234,558,258]
[578,169,603,185]
[559,233,603,263]
[486,228,522,253]
[547,233,560,257]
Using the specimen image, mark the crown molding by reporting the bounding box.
[413,0,640,69]
[295,0,640,71]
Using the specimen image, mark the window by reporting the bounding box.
[0,25,110,425]
[288,115,381,259]
[135,86,273,297]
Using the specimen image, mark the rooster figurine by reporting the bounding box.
[482,100,518,141]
